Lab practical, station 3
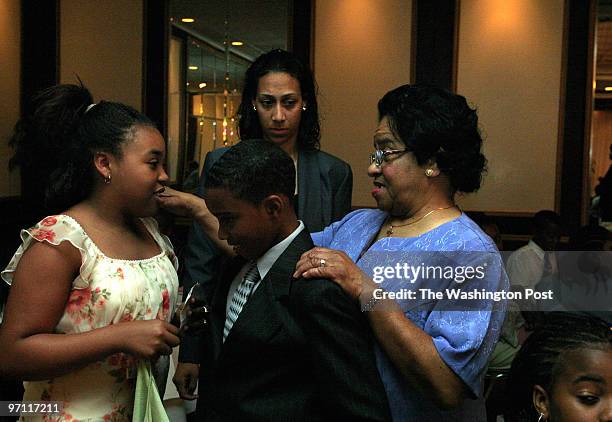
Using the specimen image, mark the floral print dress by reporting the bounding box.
[1,215,179,422]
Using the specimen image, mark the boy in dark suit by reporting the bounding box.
[177,139,390,421]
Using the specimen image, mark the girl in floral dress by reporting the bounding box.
[0,84,180,421]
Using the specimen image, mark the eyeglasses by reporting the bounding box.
[369,149,407,167]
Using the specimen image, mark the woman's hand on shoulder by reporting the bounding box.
[293,247,372,301]
[112,319,180,360]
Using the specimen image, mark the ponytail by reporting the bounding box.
[10,83,155,213]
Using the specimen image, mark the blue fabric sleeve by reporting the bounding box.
[425,252,508,397]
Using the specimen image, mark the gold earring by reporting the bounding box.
[425,168,435,177]
[104,173,112,184]
[253,105,257,111]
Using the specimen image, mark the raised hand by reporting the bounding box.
[156,186,207,218]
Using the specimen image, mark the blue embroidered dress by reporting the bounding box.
[312,209,508,421]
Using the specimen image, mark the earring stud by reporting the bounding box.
[425,168,435,177]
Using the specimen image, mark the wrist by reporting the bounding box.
[191,198,212,224]
[105,323,126,354]
[359,285,382,311]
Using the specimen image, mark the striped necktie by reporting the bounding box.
[223,261,260,342]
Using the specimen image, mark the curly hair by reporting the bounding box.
[10,83,155,213]
[377,84,487,194]
[237,49,320,151]
[205,139,295,205]
[505,312,611,422]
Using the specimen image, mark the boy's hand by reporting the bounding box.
[181,297,209,334]
[173,362,200,400]
[179,282,210,335]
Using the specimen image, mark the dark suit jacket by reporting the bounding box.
[180,145,353,302]
[192,229,390,421]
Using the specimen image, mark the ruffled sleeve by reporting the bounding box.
[1,215,99,290]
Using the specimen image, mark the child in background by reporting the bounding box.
[505,312,611,422]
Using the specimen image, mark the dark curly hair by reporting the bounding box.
[377,84,487,194]
[10,83,155,213]
[237,49,320,151]
[205,139,295,205]
[505,312,611,422]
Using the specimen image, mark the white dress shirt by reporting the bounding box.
[506,240,557,289]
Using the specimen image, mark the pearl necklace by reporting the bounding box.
[386,205,456,236]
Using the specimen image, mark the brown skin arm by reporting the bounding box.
[364,300,469,409]
[0,241,180,381]
[156,187,235,256]
[294,247,469,410]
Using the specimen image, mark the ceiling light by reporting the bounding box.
[181,18,195,23]
[605,86,612,92]
[231,41,244,46]
[188,66,198,70]
[199,82,207,88]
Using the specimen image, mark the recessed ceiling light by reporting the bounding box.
[188,66,198,70]
[199,82,207,88]
[181,18,195,23]
[605,86,612,92]
[231,41,244,46]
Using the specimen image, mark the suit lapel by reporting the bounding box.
[210,256,246,360]
[218,230,314,356]
[265,229,313,296]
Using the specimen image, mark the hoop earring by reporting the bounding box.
[252,105,257,112]
[104,173,112,184]
[425,168,435,177]
[537,412,546,422]
[302,105,307,111]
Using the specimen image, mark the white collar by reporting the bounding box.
[527,239,545,260]
[255,221,305,280]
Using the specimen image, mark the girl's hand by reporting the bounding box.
[115,319,180,360]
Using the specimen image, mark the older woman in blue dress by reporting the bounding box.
[293,85,508,420]
[159,84,507,421]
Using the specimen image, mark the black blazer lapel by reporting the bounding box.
[220,274,284,355]
[265,229,314,297]
[210,255,246,359]
[219,229,314,357]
